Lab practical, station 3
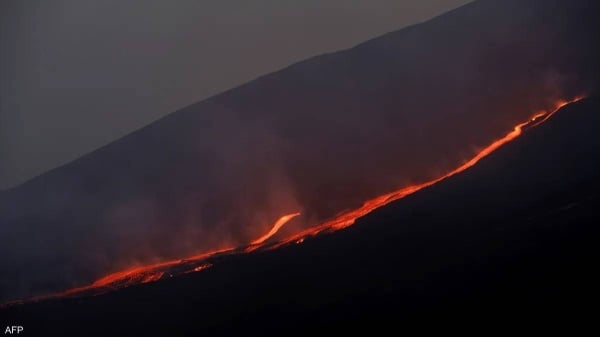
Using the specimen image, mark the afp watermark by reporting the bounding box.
[4,326,23,335]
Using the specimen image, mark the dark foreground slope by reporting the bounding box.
[1,0,599,302]
[4,97,599,334]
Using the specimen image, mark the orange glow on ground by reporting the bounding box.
[2,96,584,307]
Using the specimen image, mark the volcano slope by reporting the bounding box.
[1,0,600,303]
[3,96,599,334]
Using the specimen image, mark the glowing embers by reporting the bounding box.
[192,263,212,272]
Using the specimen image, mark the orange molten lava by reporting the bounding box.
[1,247,235,306]
[266,96,585,249]
[3,96,584,307]
[251,212,302,245]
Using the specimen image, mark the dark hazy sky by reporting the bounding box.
[0,0,471,189]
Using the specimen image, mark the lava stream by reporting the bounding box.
[2,214,302,306]
[267,96,585,249]
[3,96,584,307]
[251,212,302,245]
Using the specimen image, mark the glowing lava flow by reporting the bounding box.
[266,96,585,249]
[251,213,302,245]
[3,96,584,307]
[2,214,302,306]
[0,247,235,307]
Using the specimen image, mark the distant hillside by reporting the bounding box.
[1,0,599,302]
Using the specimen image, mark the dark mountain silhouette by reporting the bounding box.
[3,94,599,336]
[1,0,599,303]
